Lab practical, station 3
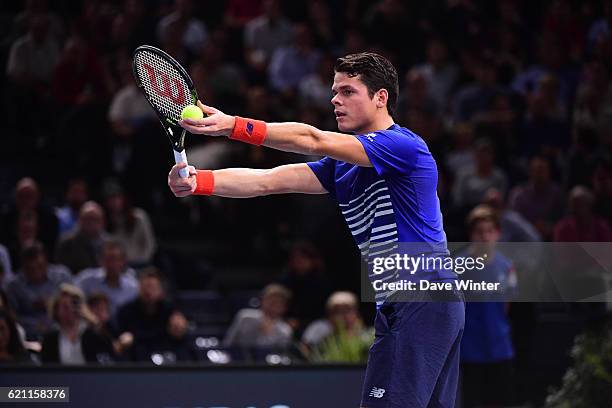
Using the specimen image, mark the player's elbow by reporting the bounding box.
[305,126,327,156]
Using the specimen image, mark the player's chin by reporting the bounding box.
[335,117,352,132]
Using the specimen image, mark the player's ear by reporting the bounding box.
[376,89,388,109]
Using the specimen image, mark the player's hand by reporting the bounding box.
[168,162,197,197]
[179,100,236,137]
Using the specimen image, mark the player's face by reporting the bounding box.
[331,72,378,133]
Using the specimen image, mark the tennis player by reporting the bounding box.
[168,52,465,408]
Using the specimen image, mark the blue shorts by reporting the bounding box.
[360,290,465,408]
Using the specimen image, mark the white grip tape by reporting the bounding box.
[174,150,189,178]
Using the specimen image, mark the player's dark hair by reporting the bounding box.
[334,52,399,117]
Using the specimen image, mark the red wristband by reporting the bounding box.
[194,170,214,195]
[229,116,267,145]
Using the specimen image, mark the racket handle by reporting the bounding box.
[174,150,189,178]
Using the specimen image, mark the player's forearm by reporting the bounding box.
[211,168,275,198]
[262,122,325,155]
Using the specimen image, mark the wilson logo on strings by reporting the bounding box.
[142,63,186,105]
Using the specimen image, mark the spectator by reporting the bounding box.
[446,122,476,176]
[302,291,370,348]
[0,310,33,364]
[453,56,505,122]
[0,177,59,265]
[268,23,321,93]
[117,268,189,362]
[55,178,89,237]
[554,186,612,242]
[102,181,156,266]
[56,201,108,274]
[107,56,157,143]
[12,0,64,45]
[276,242,331,332]
[244,0,292,73]
[74,240,138,317]
[223,284,292,348]
[51,34,112,107]
[86,293,132,359]
[452,140,508,209]
[6,242,71,337]
[412,37,459,113]
[298,53,334,111]
[6,13,60,88]
[460,205,517,408]
[157,0,207,56]
[509,156,564,240]
[484,188,541,243]
[41,284,113,364]
[224,0,263,28]
[0,244,14,287]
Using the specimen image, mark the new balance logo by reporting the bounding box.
[246,122,254,136]
[369,387,386,398]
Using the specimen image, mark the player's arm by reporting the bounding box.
[180,102,372,167]
[168,162,327,198]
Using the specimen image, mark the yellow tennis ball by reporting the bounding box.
[181,104,204,120]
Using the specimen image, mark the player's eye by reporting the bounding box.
[343,90,354,96]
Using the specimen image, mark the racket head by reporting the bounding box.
[132,45,198,151]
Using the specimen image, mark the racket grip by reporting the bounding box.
[174,150,189,178]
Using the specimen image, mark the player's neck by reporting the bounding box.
[354,115,395,135]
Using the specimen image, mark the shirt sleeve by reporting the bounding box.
[356,130,418,177]
[306,156,336,198]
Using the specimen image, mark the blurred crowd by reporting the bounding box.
[1,0,612,405]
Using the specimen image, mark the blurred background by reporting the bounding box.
[0,0,611,407]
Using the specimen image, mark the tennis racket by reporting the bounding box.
[132,45,198,178]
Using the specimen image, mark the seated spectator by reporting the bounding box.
[102,181,156,266]
[244,0,292,74]
[55,178,89,237]
[87,293,132,360]
[74,240,138,317]
[446,122,476,176]
[51,34,112,108]
[117,268,190,362]
[0,310,33,365]
[412,37,459,113]
[0,177,59,267]
[41,284,113,364]
[453,57,505,122]
[56,201,108,274]
[0,289,40,354]
[268,23,321,93]
[484,189,541,243]
[0,244,14,287]
[157,0,207,56]
[460,205,517,408]
[223,284,292,349]
[298,54,334,111]
[6,13,60,88]
[6,242,71,337]
[453,140,508,209]
[554,186,612,242]
[302,291,370,349]
[509,156,564,240]
[276,242,331,333]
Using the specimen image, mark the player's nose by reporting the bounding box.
[331,94,341,106]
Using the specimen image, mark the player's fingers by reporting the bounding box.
[179,121,205,133]
[198,101,218,115]
[187,165,197,176]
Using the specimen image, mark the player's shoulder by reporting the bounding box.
[363,124,422,143]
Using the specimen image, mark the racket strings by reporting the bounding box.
[134,50,191,123]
